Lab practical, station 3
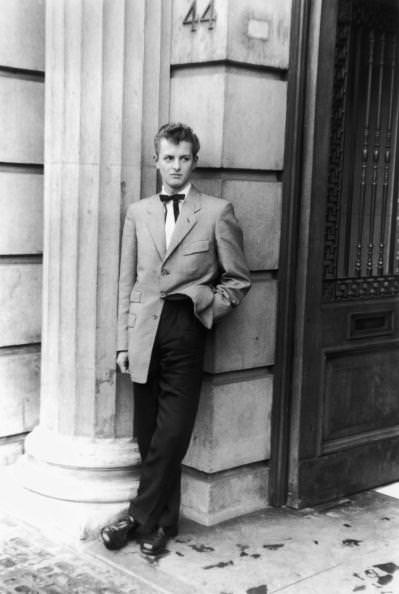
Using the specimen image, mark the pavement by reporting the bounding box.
[1,483,399,594]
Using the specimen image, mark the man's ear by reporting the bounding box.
[153,153,159,168]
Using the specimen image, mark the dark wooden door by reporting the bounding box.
[288,0,399,507]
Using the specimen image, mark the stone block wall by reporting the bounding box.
[0,0,292,531]
[0,0,44,464]
[170,0,291,523]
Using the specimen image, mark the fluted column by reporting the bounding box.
[18,0,150,516]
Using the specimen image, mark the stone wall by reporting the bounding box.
[171,0,291,524]
[0,0,293,530]
[0,0,44,464]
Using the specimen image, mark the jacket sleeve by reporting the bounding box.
[211,201,251,322]
[117,206,137,351]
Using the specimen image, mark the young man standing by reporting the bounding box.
[101,123,251,556]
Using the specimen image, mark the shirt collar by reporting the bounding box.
[161,183,191,199]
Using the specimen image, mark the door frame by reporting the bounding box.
[270,0,331,506]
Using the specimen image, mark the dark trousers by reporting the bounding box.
[129,299,207,534]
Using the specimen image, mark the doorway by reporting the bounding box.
[272,0,399,507]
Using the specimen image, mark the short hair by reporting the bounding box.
[154,122,200,159]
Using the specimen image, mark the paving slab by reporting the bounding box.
[85,489,399,594]
[1,486,399,593]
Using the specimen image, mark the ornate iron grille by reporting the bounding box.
[323,0,399,302]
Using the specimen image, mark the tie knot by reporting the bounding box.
[160,193,185,203]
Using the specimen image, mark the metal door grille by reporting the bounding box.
[323,0,399,302]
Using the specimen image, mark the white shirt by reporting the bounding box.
[162,183,191,248]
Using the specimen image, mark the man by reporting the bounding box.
[101,122,251,556]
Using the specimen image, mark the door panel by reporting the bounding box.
[296,437,399,504]
[289,0,399,506]
[322,344,399,448]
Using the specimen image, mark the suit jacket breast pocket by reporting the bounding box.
[184,240,209,255]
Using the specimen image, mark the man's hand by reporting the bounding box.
[116,351,130,374]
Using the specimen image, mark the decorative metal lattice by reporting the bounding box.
[323,0,399,302]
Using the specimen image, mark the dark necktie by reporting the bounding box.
[160,194,185,221]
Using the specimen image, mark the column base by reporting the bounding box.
[16,454,140,503]
[4,426,142,539]
[19,426,140,502]
[0,465,133,541]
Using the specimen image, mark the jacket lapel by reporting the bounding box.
[163,186,201,262]
[144,195,166,260]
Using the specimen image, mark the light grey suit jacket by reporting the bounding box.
[117,185,251,383]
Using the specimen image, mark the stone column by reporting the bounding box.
[14,0,168,538]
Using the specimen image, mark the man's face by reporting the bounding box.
[155,138,197,193]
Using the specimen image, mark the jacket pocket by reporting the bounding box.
[184,240,209,255]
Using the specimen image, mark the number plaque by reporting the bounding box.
[183,0,217,31]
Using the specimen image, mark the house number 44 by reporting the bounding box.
[183,0,217,31]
